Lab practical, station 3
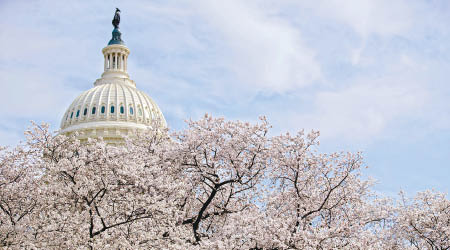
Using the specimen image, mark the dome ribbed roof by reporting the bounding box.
[60,79,166,133]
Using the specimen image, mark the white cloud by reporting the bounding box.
[317,0,414,38]
[285,0,416,66]
[192,0,322,93]
[286,68,430,142]
[0,68,76,119]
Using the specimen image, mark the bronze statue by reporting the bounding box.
[108,8,124,45]
[112,8,120,29]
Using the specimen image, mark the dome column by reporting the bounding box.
[104,54,107,71]
[115,52,118,70]
[123,55,128,72]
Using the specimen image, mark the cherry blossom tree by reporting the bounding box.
[170,115,270,248]
[0,144,41,248]
[396,190,450,250]
[1,123,187,249]
[0,115,449,249]
[251,131,396,249]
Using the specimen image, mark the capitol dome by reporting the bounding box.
[60,11,166,142]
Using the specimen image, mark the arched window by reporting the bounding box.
[83,108,87,116]
[120,106,124,114]
[92,107,96,114]
[70,112,73,118]
[76,110,80,117]
[101,106,105,114]
[138,108,142,116]
[111,105,115,114]
[130,107,134,115]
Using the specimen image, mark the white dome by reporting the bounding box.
[59,41,166,142]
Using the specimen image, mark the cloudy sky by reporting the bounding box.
[1,0,449,196]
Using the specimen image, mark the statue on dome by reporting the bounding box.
[112,8,121,29]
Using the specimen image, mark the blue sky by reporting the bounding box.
[1,0,449,196]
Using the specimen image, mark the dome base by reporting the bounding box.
[60,121,152,143]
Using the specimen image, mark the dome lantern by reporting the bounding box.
[102,8,129,79]
[101,44,130,79]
